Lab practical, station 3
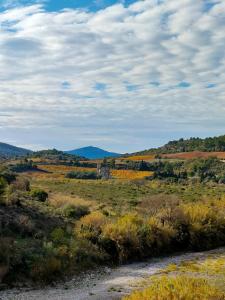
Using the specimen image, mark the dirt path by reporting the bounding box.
[1,248,224,300]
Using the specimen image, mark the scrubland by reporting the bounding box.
[1,158,225,295]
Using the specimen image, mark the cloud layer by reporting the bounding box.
[0,0,225,151]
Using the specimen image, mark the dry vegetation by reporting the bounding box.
[1,155,225,288]
[124,251,225,300]
[111,169,153,180]
[122,155,156,161]
[161,151,225,160]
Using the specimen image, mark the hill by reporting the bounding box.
[66,146,121,159]
[134,135,225,155]
[0,142,32,157]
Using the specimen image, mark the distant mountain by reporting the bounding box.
[0,142,32,157]
[66,146,121,159]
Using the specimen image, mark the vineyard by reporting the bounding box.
[111,169,153,179]
[161,151,225,160]
[123,155,155,161]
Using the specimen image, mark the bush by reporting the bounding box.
[102,214,143,262]
[31,255,62,283]
[61,204,89,219]
[182,201,225,250]
[31,189,48,202]
[0,177,7,202]
[9,177,30,192]
[139,217,176,256]
[76,211,107,241]
[6,191,30,206]
[65,170,100,180]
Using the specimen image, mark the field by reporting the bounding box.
[111,169,153,179]
[122,155,156,161]
[161,151,225,160]
[121,151,225,162]
[25,163,225,214]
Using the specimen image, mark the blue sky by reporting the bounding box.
[0,0,225,152]
[0,0,137,11]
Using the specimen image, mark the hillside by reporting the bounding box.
[66,146,121,159]
[134,135,225,155]
[0,142,32,157]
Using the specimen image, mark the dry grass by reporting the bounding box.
[48,193,94,209]
[111,170,153,180]
[26,165,96,180]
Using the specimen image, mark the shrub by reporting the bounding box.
[31,189,48,202]
[31,255,62,283]
[61,204,89,219]
[5,191,24,206]
[76,211,107,241]
[0,177,7,203]
[72,239,108,267]
[9,177,30,192]
[102,214,143,262]
[123,276,225,300]
[139,217,176,256]
[0,171,16,184]
[0,238,13,283]
[182,202,225,250]
[66,170,99,180]
[10,161,37,173]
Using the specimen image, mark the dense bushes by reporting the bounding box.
[10,160,37,173]
[153,157,225,183]
[2,196,225,285]
[65,170,100,179]
[76,199,225,264]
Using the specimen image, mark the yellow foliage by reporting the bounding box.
[145,217,176,249]
[123,276,225,300]
[27,165,96,180]
[183,203,213,223]
[123,155,155,161]
[39,165,95,173]
[76,211,107,239]
[111,169,153,180]
[102,214,143,260]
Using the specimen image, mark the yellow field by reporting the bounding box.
[26,165,96,179]
[123,155,155,161]
[25,164,153,181]
[111,169,153,179]
[38,164,95,173]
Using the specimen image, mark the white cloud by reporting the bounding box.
[0,0,225,152]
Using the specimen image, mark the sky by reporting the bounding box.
[0,0,225,153]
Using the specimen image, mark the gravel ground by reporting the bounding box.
[0,248,224,300]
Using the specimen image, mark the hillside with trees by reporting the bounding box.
[134,135,225,155]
